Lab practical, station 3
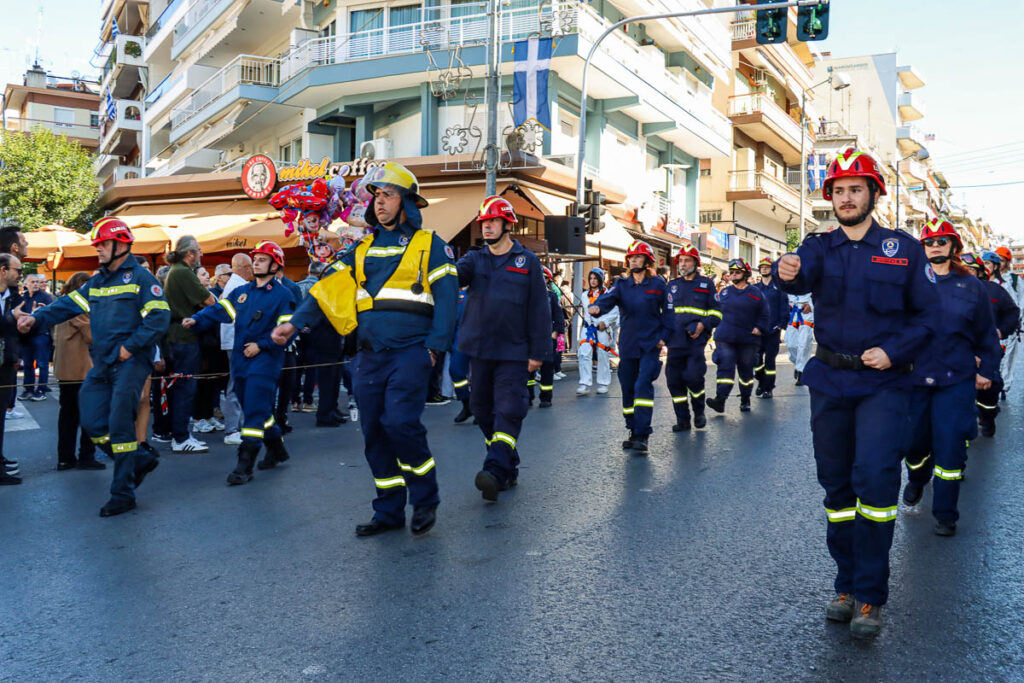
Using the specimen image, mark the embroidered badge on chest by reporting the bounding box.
[671,285,677,293]
[400,236,409,246]
[444,245,454,259]
[237,293,247,304]
[925,264,937,284]
[123,272,133,283]
[515,255,526,268]
[151,285,162,297]
[882,238,899,258]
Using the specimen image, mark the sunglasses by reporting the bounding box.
[922,238,951,247]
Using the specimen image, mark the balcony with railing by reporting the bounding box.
[899,156,930,183]
[728,169,808,217]
[101,34,147,98]
[728,93,813,165]
[898,91,925,122]
[172,0,231,55]
[169,54,280,140]
[98,99,143,155]
[4,116,101,146]
[730,11,815,93]
[897,123,926,155]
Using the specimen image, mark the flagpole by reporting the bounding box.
[799,88,807,243]
[485,0,499,196]
[573,0,816,207]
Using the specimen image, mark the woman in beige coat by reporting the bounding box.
[54,271,104,470]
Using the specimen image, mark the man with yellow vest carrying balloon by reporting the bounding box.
[272,162,458,537]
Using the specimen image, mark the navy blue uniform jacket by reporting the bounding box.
[714,285,771,346]
[665,275,721,349]
[754,277,790,333]
[593,274,673,359]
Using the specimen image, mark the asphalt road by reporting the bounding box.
[1,357,1022,682]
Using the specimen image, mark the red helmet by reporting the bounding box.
[996,246,1013,261]
[822,148,887,200]
[920,218,961,249]
[251,240,285,268]
[476,196,517,224]
[674,245,701,267]
[90,217,134,246]
[626,240,655,264]
[728,258,752,274]
[758,257,773,268]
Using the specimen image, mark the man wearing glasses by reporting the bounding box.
[0,255,24,485]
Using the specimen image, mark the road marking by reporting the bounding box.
[5,405,40,432]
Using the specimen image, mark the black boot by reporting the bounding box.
[979,416,996,438]
[631,434,649,455]
[795,371,803,386]
[258,437,290,470]
[622,431,637,449]
[706,396,726,413]
[453,400,472,423]
[739,397,751,412]
[227,442,261,485]
[475,470,500,502]
[903,481,924,506]
[693,413,707,429]
[672,419,691,432]
[411,504,438,536]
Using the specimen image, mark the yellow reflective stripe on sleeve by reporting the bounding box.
[453,379,469,388]
[427,263,458,283]
[933,466,963,481]
[491,432,517,449]
[737,378,755,387]
[706,309,723,319]
[69,290,90,312]
[674,306,718,316]
[716,379,734,384]
[365,246,408,257]
[856,499,898,522]
[539,384,554,391]
[825,507,856,522]
[276,314,293,325]
[241,428,264,439]
[753,365,765,373]
[112,441,138,453]
[90,434,111,444]
[374,476,406,489]
[140,300,170,318]
[764,370,776,376]
[88,284,140,297]
[688,389,705,398]
[622,406,635,415]
[218,298,237,321]
[633,398,654,408]
[976,400,997,410]
[263,416,276,428]
[671,395,688,403]
[905,456,930,471]
[398,458,436,476]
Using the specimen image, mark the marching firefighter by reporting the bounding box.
[664,246,720,430]
[753,257,789,398]
[182,241,296,485]
[974,251,1020,436]
[992,246,1022,396]
[456,196,551,501]
[18,218,170,517]
[589,240,673,453]
[273,162,458,536]
[705,259,769,414]
[529,266,565,409]
[774,147,938,638]
[901,220,1001,537]
[786,293,814,385]
[576,267,618,396]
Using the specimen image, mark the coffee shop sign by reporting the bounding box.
[241,155,388,199]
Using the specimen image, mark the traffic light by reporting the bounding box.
[582,178,606,234]
[755,0,787,45]
[797,2,829,41]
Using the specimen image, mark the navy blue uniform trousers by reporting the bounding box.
[905,381,976,522]
[714,342,758,400]
[665,347,707,423]
[754,330,781,392]
[353,346,439,524]
[449,349,470,401]
[811,388,909,606]
[233,374,282,445]
[618,350,662,436]
[470,358,528,486]
[79,356,156,504]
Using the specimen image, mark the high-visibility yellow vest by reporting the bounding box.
[309,266,359,336]
[353,229,435,317]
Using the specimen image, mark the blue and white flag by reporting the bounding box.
[111,17,120,40]
[105,89,117,122]
[807,152,827,191]
[513,37,552,130]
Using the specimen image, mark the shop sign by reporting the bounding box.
[240,155,391,196]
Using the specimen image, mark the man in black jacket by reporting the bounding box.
[0,226,27,479]
[0,254,25,485]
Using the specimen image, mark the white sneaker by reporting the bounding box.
[172,437,209,453]
[208,417,225,432]
[6,406,25,419]
[223,431,242,446]
[576,384,590,395]
[596,385,609,394]
[554,371,566,380]
[193,419,215,434]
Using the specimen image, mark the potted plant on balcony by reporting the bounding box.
[124,40,142,58]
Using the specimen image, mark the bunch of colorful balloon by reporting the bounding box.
[268,173,375,262]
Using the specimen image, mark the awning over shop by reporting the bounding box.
[24,226,85,260]
[420,186,484,241]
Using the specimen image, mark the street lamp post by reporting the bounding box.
[895,148,931,231]
[798,72,850,242]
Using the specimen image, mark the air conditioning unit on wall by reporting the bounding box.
[360,138,393,160]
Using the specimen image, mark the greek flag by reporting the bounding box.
[111,17,120,39]
[512,37,552,130]
[807,153,827,192]
[105,89,116,122]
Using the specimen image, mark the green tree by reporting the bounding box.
[0,128,99,231]
[786,227,800,252]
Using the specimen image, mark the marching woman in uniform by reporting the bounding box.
[590,240,673,454]
[900,220,1001,537]
[664,246,720,431]
[753,257,790,398]
[706,259,770,414]
[787,293,814,385]
[974,251,1020,437]
[576,268,618,396]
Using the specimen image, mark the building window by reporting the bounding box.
[90,113,100,128]
[53,107,74,128]
[700,167,711,177]
[700,210,721,223]
[739,240,754,262]
[279,138,301,163]
[560,117,575,138]
[320,20,336,38]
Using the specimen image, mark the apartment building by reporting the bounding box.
[103,0,740,268]
[698,7,818,269]
[2,64,101,152]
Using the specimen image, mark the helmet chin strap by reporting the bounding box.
[928,255,950,264]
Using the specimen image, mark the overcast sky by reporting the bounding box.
[3,0,1020,241]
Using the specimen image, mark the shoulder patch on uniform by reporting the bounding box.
[151,284,162,297]
[925,264,937,284]
[882,238,899,258]
[444,245,454,260]
[123,271,133,283]
[515,255,526,268]
[237,293,248,304]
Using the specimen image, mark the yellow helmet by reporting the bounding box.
[363,162,429,208]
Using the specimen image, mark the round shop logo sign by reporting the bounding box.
[242,155,277,199]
